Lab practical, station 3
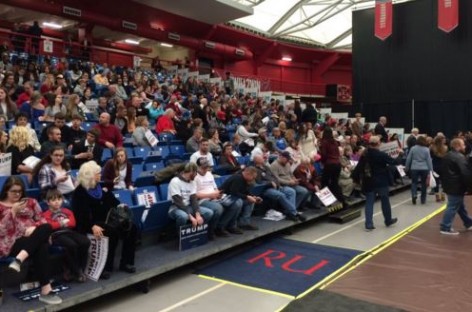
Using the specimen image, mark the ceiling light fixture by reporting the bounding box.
[160,43,173,48]
[282,56,292,62]
[42,22,63,29]
[125,39,140,45]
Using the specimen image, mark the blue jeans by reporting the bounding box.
[440,194,472,231]
[293,185,310,209]
[200,200,223,231]
[364,186,392,228]
[410,170,429,203]
[263,186,297,215]
[221,195,253,228]
[168,206,214,229]
[222,195,255,227]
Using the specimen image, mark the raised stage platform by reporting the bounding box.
[0,182,410,312]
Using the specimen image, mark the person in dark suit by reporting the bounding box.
[70,128,103,169]
[374,116,389,143]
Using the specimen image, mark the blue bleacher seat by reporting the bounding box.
[134,146,152,159]
[130,205,145,230]
[124,147,135,157]
[158,133,176,143]
[169,144,185,156]
[144,162,165,171]
[25,188,40,200]
[101,148,113,163]
[158,183,169,201]
[154,145,170,159]
[212,165,229,176]
[113,189,134,206]
[131,164,143,183]
[142,200,172,232]
[128,156,144,165]
[70,169,79,179]
[123,138,134,148]
[0,175,30,189]
[82,122,97,132]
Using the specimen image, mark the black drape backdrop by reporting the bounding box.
[351,0,472,136]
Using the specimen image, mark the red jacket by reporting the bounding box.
[155,115,175,134]
[42,208,76,230]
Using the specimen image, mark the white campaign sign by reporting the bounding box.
[379,141,401,158]
[0,153,12,176]
[315,187,338,206]
[85,235,109,282]
[144,129,159,147]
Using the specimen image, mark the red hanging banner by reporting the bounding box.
[375,0,393,40]
[438,0,459,33]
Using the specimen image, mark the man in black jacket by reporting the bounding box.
[219,167,261,231]
[70,128,103,169]
[439,138,472,235]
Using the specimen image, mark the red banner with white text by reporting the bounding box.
[375,0,393,40]
[438,0,459,33]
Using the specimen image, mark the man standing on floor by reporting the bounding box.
[439,138,472,235]
[359,136,399,231]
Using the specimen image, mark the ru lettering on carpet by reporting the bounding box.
[196,238,361,297]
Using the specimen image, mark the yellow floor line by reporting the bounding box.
[278,204,447,311]
[197,274,295,299]
[200,204,446,312]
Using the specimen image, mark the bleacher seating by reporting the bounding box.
[158,183,169,201]
[113,189,134,206]
[142,200,172,232]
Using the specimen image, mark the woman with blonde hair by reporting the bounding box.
[7,126,35,176]
[132,115,153,147]
[66,93,86,121]
[72,161,137,279]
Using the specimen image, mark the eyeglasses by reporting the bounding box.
[8,189,22,194]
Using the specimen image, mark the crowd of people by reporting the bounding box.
[0,44,471,306]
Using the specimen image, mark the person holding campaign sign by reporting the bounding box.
[72,161,138,280]
[355,136,401,232]
[132,116,156,148]
[405,136,433,205]
[168,163,215,238]
[0,176,62,305]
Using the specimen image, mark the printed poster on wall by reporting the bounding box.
[0,153,12,176]
[43,40,53,53]
[85,235,109,282]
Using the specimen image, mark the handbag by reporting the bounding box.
[105,203,134,231]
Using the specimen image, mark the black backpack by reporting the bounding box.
[105,204,134,231]
[352,151,374,192]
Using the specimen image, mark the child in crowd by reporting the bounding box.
[42,188,90,283]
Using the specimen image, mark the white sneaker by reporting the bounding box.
[39,293,63,305]
[466,225,472,231]
[440,229,460,235]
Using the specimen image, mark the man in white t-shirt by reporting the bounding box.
[190,138,214,167]
[195,158,239,237]
[167,163,214,238]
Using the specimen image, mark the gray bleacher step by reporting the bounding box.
[0,208,330,312]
